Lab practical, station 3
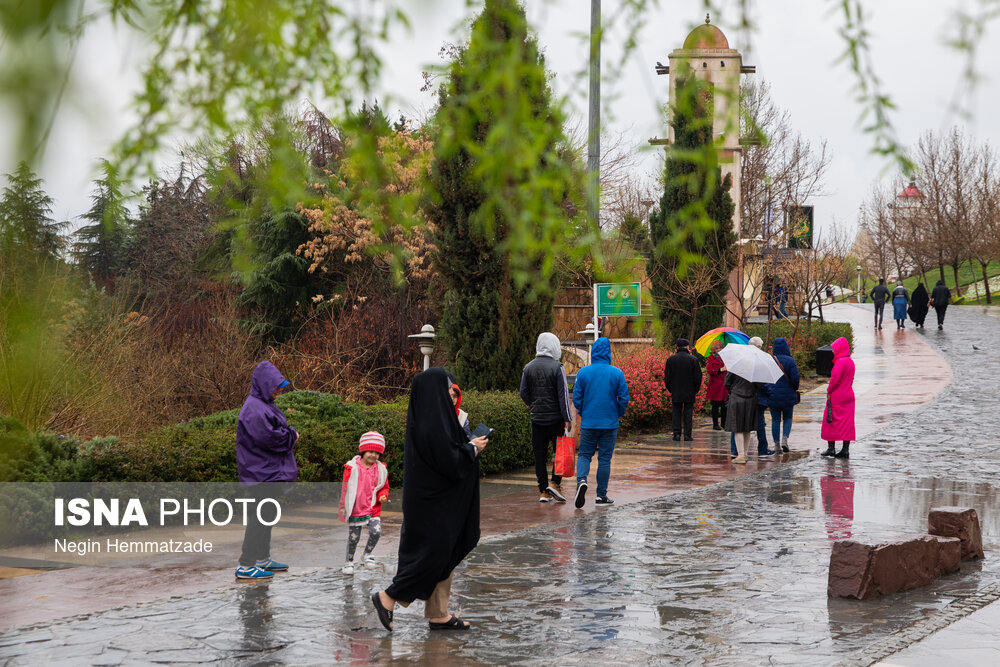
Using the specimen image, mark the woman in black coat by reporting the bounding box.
[372,367,489,631]
[909,283,929,328]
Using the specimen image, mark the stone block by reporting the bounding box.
[828,534,961,599]
[928,507,985,561]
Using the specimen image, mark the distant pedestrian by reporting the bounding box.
[572,337,629,508]
[869,279,890,330]
[664,337,702,441]
[748,337,774,457]
[776,284,789,318]
[909,283,929,328]
[931,279,952,330]
[338,432,389,574]
[891,283,909,329]
[235,361,298,580]
[372,367,488,632]
[820,337,855,459]
[826,285,835,303]
[763,338,800,453]
[520,332,572,503]
[725,368,759,465]
[705,340,728,431]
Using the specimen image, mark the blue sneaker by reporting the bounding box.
[255,558,288,572]
[235,566,274,579]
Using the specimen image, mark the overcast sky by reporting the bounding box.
[6,0,1000,239]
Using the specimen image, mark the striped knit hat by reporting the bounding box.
[358,431,386,454]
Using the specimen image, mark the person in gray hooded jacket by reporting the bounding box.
[520,332,572,502]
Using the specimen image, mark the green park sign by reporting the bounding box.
[595,282,641,317]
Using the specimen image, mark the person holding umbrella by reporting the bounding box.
[718,343,783,464]
[820,337,856,459]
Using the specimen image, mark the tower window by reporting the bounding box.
[720,61,725,67]
[702,62,707,68]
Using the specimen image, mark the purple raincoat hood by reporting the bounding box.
[236,361,298,484]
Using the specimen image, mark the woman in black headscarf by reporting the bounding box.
[909,282,929,328]
[371,367,489,631]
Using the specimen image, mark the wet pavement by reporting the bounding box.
[2,304,999,665]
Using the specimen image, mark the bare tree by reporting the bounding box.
[740,79,831,244]
[969,142,998,303]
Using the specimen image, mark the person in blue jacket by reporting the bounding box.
[572,337,629,508]
[762,337,800,453]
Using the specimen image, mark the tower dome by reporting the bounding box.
[682,14,729,50]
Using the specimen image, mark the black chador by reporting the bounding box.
[385,367,480,603]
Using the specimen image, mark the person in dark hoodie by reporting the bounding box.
[909,283,929,328]
[235,361,299,580]
[930,279,952,329]
[572,337,629,508]
[763,338,800,453]
[372,367,488,632]
[664,337,702,441]
[520,332,573,503]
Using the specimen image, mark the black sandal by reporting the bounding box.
[371,592,393,631]
[429,615,470,630]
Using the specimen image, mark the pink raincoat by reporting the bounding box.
[821,337,856,441]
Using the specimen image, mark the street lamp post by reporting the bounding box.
[578,322,598,365]
[856,266,862,303]
[408,324,436,371]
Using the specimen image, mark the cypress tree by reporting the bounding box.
[0,162,66,261]
[430,0,573,390]
[648,75,737,342]
[71,160,131,285]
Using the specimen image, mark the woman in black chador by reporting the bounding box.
[909,282,929,328]
[371,367,489,631]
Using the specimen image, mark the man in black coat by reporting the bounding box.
[664,338,703,441]
[930,279,951,329]
[869,278,891,330]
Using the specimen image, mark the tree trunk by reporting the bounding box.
[938,260,945,283]
[970,261,981,303]
[816,294,825,324]
[981,260,993,304]
[951,262,961,294]
[688,306,698,343]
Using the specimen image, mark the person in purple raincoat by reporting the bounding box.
[235,361,299,580]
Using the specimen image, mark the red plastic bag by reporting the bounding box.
[554,435,576,478]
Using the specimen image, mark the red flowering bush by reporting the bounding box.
[616,347,709,433]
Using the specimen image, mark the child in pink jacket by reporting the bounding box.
[338,431,390,574]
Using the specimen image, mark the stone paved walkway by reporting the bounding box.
[3,305,998,665]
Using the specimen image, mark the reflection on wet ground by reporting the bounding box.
[1,305,998,665]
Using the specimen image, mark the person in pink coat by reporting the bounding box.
[820,337,855,459]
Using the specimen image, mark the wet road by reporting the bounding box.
[2,305,999,665]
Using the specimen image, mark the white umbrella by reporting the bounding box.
[718,343,783,384]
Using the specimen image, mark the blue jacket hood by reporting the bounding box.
[591,337,611,364]
[772,337,791,357]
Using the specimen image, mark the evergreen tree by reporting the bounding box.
[0,162,66,260]
[71,160,131,285]
[234,209,318,341]
[648,75,737,342]
[431,0,575,390]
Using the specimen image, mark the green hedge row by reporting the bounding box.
[1,390,533,488]
[744,321,854,373]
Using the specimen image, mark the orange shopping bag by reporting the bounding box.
[554,433,576,478]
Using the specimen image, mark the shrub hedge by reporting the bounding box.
[744,321,854,372]
[3,390,533,488]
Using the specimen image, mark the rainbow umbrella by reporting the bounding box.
[694,327,750,357]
